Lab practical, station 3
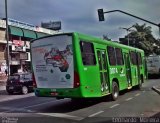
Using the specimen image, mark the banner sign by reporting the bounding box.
[13,40,24,46]
[41,21,61,30]
[0,20,6,28]
[12,45,26,52]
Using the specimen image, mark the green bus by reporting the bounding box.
[31,32,147,101]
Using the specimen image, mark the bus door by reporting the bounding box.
[143,57,148,79]
[130,51,139,86]
[124,53,132,88]
[97,49,109,94]
[136,53,141,83]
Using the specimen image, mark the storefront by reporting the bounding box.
[0,19,58,75]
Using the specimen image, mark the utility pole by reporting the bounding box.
[5,0,10,76]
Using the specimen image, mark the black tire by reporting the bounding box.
[22,86,28,94]
[7,90,14,95]
[111,81,119,101]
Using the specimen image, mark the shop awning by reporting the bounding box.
[36,32,49,38]
[22,29,37,39]
[9,26,23,36]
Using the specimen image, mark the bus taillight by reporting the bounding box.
[74,71,80,88]
[32,73,37,88]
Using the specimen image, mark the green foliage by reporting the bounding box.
[103,34,112,41]
[119,23,160,56]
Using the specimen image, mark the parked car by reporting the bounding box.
[6,72,33,94]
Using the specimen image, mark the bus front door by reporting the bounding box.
[124,53,132,88]
[97,50,109,94]
[136,53,141,84]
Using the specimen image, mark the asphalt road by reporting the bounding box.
[0,79,160,123]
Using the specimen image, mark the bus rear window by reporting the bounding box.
[80,41,96,65]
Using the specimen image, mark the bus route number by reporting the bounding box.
[110,68,118,74]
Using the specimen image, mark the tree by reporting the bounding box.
[120,23,160,56]
[103,34,112,41]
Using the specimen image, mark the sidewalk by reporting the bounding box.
[0,76,7,91]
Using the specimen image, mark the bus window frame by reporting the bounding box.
[130,51,137,65]
[115,48,124,65]
[107,46,116,66]
[80,41,96,66]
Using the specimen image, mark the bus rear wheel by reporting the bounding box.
[111,81,119,101]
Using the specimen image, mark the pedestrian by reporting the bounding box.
[5,69,7,76]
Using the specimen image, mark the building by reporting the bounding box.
[0,18,59,75]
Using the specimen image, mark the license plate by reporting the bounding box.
[9,86,14,89]
[50,92,58,96]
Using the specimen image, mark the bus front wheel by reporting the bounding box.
[111,81,119,101]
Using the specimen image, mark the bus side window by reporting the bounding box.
[115,48,124,65]
[107,46,116,66]
[130,51,137,65]
[137,53,142,65]
[80,41,96,65]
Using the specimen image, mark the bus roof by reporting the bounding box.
[75,32,144,53]
[31,32,144,53]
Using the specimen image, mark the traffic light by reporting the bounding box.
[98,9,105,21]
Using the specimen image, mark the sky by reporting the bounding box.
[0,0,160,41]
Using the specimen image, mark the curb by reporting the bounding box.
[152,86,160,95]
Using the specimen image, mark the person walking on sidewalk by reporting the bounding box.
[5,69,7,76]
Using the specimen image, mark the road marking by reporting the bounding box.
[0,93,35,103]
[109,104,120,108]
[0,106,35,113]
[125,97,133,101]
[135,93,140,96]
[23,99,68,109]
[88,111,104,117]
[38,113,84,121]
[0,99,69,113]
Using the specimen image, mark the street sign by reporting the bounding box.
[41,21,61,30]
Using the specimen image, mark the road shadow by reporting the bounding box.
[30,88,146,113]
[36,95,114,113]
[148,74,160,79]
